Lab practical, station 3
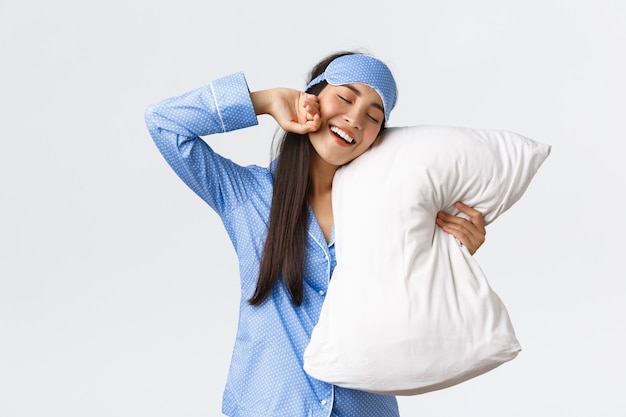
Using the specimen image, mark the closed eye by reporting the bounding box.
[338,95,352,103]
[367,114,380,123]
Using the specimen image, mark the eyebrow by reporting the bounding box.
[343,84,385,113]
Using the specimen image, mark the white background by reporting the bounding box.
[1,0,625,416]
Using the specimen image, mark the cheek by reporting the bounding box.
[319,100,340,120]
[362,129,380,149]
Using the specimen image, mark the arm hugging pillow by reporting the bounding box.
[303,125,551,395]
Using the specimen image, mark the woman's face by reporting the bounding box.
[308,83,385,168]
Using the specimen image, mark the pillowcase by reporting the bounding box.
[303,125,551,395]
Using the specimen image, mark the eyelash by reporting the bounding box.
[337,95,380,124]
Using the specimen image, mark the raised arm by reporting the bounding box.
[144,72,258,213]
[145,72,322,215]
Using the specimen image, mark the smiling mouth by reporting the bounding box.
[330,126,355,144]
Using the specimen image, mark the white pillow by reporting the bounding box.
[303,125,551,395]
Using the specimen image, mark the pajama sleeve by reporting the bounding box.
[144,72,260,214]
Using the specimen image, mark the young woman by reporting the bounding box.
[145,52,486,417]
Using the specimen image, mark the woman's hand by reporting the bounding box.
[251,88,321,134]
[436,202,486,255]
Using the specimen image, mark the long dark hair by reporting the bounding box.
[248,51,356,306]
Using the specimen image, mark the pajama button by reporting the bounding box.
[319,290,325,295]
[321,399,327,405]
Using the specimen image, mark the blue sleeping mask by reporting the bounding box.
[306,54,397,122]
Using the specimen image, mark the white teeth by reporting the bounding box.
[330,126,354,144]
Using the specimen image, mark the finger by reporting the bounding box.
[306,113,321,131]
[302,95,320,109]
[436,221,480,254]
[281,120,316,135]
[436,214,473,236]
[302,93,320,105]
[436,212,485,254]
[301,94,320,113]
[304,106,320,123]
[303,101,320,120]
[282,115,321,134]
[436,218,472,243]
[455,202,486,229]
[436,210,469,227]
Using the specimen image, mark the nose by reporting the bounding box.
[344,108,365,130]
